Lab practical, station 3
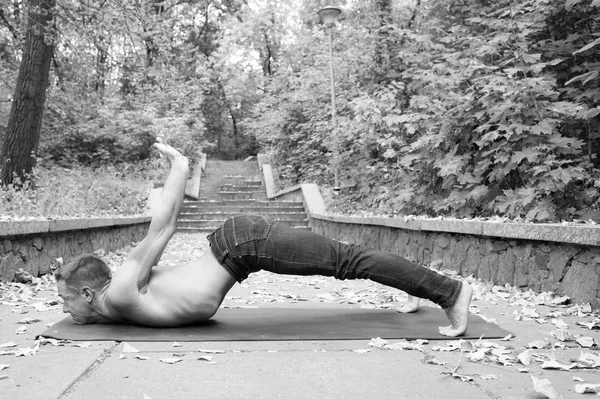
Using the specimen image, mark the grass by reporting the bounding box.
[0,160,165,219]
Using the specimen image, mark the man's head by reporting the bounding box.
[55,255,112,324]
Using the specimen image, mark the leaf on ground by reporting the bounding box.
[432,341,462,352]
[531,376,563,399]
[423,355,446,366]
[385,340,425,352]
[18,318,41,324]
[198,349,225,354]
[550,329,575,342]
[172,342,183,347]
[540,359,576,371]
[15,326,27,335]
[527,338,552,349]
[0,365,8,371]
[37,338,68,346]
[522,307,541,318]
[441,371,474,382]
[160,357,183,364]
[134,355,151,360]
[518,349,532,365]
[14,342,40,357]
[0,375,8,381]
[500,334,514,341]
[574,383,600,394]
[576,351,600,368]
[576,336,598,348]
[122,343,139,353]
[198,355,214,362]
[368,337,389,348]
[577,319,600,329]
[0,342,17,349]
[551,319,569,329]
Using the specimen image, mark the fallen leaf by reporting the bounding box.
[540,359,575,371]
[527,338,552,349]
[0,342,17,348]
[198,355,214,362]
[500,334,513,341]
[518,349,532,366]
[172,342,183,347]
[530,376,562,399]
[576,336,598,348]
[0,365,8,371]
[0,376,7,381]
[197,349,225,354]
[368,337,389,348]
[577,319,600,329]
[122,343,139,353]
[551,319,569,329]
[160,357,182,364]
[14,342,40,357]
[15,326,27,335]
[18,318,41,324]
[572,376,584,382]
[134,355,151,360]
[550,329,575,342]
[574,383,600,394]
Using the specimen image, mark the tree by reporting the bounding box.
[0,0,56,187]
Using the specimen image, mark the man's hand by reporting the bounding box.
[153,137,188,165]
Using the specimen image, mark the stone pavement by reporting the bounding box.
[1,234,599,399]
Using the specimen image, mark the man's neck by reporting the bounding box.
[91,282,125,324]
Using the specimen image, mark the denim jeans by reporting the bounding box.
[207,214,461,309]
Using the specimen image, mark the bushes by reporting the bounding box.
[0,162,159,219]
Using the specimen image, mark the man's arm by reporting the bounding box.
[112,138,189,294]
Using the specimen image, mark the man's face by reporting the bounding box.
[57,281,94,324]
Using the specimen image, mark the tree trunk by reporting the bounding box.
[0,0,55,187]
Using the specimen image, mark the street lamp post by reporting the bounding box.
[318,6,342,192]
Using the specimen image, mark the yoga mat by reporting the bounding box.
[39,306,512,342]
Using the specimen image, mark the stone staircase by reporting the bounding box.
[176,159,310,233]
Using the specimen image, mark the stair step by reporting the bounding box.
[185,200,303,207]
[177,219,309,228]
[182,206,304,213]
[178,159,310,233]
[180,212,308,221]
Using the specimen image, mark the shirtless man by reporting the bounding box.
[56,139,473,337]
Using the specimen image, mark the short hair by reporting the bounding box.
[55,254,111,291]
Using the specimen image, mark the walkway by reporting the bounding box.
[0,234,599,398]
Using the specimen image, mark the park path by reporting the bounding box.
[0,233,599,398]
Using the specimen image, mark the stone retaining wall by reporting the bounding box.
[0,217,151,281]
[309,216,600,309]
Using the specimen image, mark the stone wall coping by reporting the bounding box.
[310,213,600,247]
[0,216,152,237]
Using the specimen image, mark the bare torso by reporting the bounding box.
[106,249,237,326]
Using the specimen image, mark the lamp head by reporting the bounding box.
[318,6,341,27]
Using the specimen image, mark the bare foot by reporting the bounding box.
[396,295,420,313]
[438,282,473,337]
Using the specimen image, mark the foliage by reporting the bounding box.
[244,0,600,223]
[0,161,161,218]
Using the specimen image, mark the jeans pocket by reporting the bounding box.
[231,214,272,246]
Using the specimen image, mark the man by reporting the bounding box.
[56,139,473,337]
